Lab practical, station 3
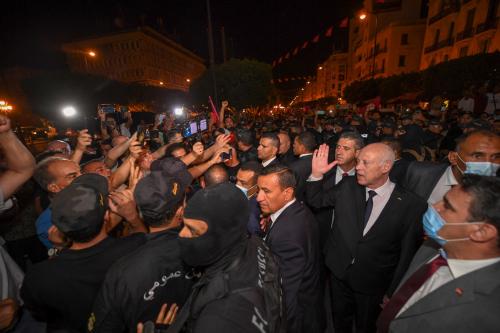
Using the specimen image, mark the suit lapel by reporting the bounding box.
[266,200,298,240]
[354,184,366,233]
[362,185,403,237]
[396,260,500,320]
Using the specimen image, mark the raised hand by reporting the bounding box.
[76,129,92,151]
[128,163,143,191]
[192,141,204,157]
[311,144,338,178]
[214,134,231,149]
[109,188,139,222]
[129,133,142,159]
[221,100,229,108]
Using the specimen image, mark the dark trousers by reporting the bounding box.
[330,275,384,333]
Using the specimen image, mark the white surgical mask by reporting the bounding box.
[457,153,500,176]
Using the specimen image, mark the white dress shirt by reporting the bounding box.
[299,153,313,158]
[363,178,396,236]
[334,166,356,185]
[428,166,458,204]
[265,199,297,240]
[262,156,277,168]
[397,255,500,316]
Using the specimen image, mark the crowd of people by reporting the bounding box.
[0,92,499,333]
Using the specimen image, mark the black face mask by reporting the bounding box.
[179,183,249,268]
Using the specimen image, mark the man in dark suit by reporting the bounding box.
[381,137,411,185]
[257,165,323,333]
[378,174,500,333]
[289,131,316,202]
[278,132,297,166]
[306,143,427,333]
[403,129,499,204]
[257,132,281,169]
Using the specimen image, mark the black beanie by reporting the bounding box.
[179,182,249,267]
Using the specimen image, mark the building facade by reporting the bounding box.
[62,26,206,92]
[420,0,500,70]
[348,0,427,82]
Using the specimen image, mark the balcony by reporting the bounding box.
[429,2,460,24]
[476,18,498,34]
[436,37,455,49]
[424,44,438,54]
[456,27,475,41]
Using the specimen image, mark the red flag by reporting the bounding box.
[208,96,219,123]
[285,52,290,59]
[325,26,333,37]
[302,41,308,49]
[339,17,349,28]
[293,47,299,55]
[312,35,320,43]
[278,57,283,63]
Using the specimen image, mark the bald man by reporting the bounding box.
[306,143,427,333]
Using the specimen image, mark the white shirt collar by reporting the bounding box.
[336,166,356,176]
[270,199,296,223]
[447,257,500,279]
[366,177,393,197]
[299,153,313,158]
[444,166,459,187]
[262,156,277,167]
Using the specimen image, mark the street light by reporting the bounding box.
[88,51,96,57]
[62,106,77,117]
[359,11,378,79]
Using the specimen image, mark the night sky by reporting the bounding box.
[1,0,361,77]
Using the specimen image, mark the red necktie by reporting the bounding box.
[377,256,448,333]
[342,172,349,177]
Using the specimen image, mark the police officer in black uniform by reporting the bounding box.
[89,166,195,333]
[167,182,285,333]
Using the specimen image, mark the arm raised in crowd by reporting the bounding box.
[104,133,135,168]
[180,141,204,166]
[0,115,36,199]
[188,146,229,179]
[108,188,147,234]
[70,129,92,165]
[218,100,228,128]
[198,133,231,163]
[306,144,339,209]
[109,137,141,190]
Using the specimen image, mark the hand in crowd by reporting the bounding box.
[128,162,143,192]
[214,133,231,150]
[129,134,143,159]
[311,144,338,178]
[221,100,229,108]
[192,141,204,157]
[136,303,178,333]
[97,109,106,122]
[210,146,231,165]
[109,188,140,223]
[76,129,92,151]
[0,298,19,330]
[0,114,11,134]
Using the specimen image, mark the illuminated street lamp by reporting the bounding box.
[159,81,164,85]
[62,106,77,117]
[88,51,96,57]
[186,78,191,82]
[359,13,367,20]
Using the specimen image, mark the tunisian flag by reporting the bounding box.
[208,96,219,123]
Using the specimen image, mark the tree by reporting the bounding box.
[189,59,273,109]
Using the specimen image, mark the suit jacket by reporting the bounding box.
[289,154,312,202]
[306,177,427,295]
[279,148,297,166]
[387,241,500,333]
[390,158,411,185]
[262,156,281,170]
[265,200,323,333]
[402,162,448,201]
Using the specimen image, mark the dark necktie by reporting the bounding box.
[377,255,448,333]
[364,190,377,226]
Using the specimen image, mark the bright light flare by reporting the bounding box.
[62,106,77,117]
[359,13,367,20]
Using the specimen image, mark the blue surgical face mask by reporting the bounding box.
[236,184,249,198]
[457,153,500,176]
[422,205,483,246]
